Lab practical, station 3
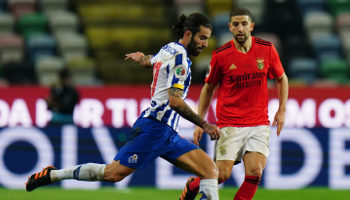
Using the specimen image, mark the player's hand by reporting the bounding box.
[193,126,204,146]
[272,109,285,136]
[125,52,145,63]
[202,122,220,141]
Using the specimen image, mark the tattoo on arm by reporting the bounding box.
[140,55,153,68]
[169,87,203,127]
[169,87,183,98]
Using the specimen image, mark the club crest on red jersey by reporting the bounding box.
[256,58,264,70]
[205,65,211,78]
[230,63,237,70]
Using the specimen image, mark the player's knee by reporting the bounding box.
[103,173,125,183]
[210,165,219,179]
[201,164,218,179]
[103,165,127,183]
[218,168,231,181]
[247,167,263,177]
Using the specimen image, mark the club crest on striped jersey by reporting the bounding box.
[256,58,264,70]
[175,65,186,78]
[128,154,138,164]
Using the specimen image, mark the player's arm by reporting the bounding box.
[197,83,217,118]
[192,83,217,145]
[272,73,288,136]
[125,52,153,68]
[168,87,220,140]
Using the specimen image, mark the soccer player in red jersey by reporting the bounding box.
[179,8,288,200]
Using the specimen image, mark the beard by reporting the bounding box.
[234,33,248,44]
[187,38,201,56]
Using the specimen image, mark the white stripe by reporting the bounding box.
[156,106,170,121]
[167,110,176,127]
[143,108,151,117]
[173,114,180,131]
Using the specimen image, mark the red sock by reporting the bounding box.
[189,177,200,193]
[233,176,260,200]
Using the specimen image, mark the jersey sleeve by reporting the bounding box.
[205,51,222,85]
[268,44,285,79]
[167,53,188,90]
[150,54,157,65]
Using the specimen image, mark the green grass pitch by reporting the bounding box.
[1,187,350,200]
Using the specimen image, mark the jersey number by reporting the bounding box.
[151,62,162,97]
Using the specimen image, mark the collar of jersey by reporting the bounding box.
[174,41,188,55]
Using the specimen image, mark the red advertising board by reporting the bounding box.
[0,85,349,128]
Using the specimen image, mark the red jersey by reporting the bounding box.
[205,37,284,127]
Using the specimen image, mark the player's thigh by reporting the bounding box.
[244,125,271,159]
[104,160,136,182]
[242,152,267,177]
[175,149,218,179]
[216,127,246,162]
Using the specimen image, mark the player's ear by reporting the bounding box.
[184,29,192,42]
[228,22,233,33]
[250,21,255,32]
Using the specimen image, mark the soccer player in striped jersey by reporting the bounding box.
[179,8,289,200]
[26,13,221,200]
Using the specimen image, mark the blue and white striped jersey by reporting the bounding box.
[141,42,192,132]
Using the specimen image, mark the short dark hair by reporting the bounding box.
[172,13,212,39]
[230,8,253,22]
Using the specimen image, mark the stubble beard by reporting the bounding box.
[235,33,248,45]
[187,38,201,56]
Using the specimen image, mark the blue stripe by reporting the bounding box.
[167,64,170,78]
[73,165,82,180]
[186,57,192,67]
[171,74,180,86]
[175,53,183,66]
[162,109,173,124]
[149,101,169,118]
[183,67,191,98]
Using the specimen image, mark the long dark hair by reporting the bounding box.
[172,13,212,39]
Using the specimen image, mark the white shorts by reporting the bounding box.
[215,125,271,164]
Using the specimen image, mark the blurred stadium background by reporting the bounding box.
[0,0,350,199]
[0,0,349,85]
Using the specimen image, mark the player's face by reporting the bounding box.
[188,25,212,56]
[228,15,254,44]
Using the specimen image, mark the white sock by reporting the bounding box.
[50,163,106,182]
[199,179,219,200]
